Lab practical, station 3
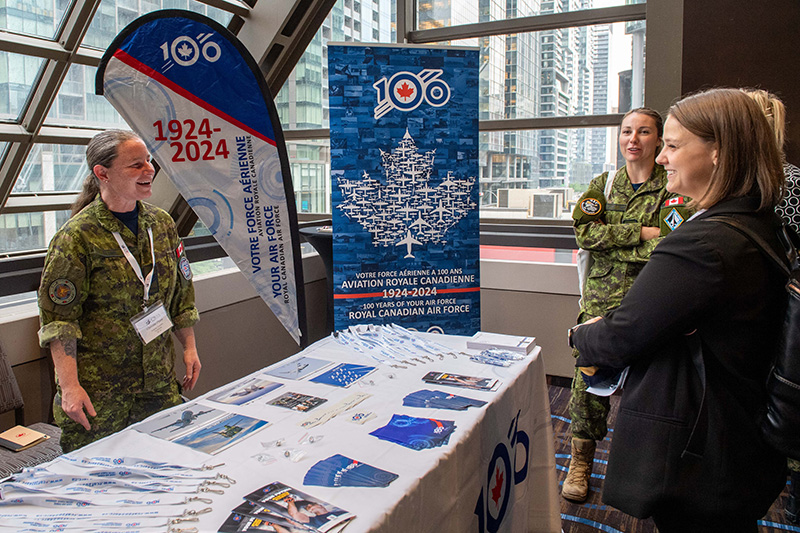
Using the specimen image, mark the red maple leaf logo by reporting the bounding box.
[396,82,414,101]
[490,467,504,506]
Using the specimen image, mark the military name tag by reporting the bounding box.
[130,300,173,345]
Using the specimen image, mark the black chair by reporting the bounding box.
[0,344,62,479]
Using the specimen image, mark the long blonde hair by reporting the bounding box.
[72,129,141,216]
[742,88,787,157]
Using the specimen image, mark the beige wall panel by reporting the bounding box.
[177,278,329,399]
[481,288,579,378]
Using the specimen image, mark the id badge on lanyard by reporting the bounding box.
[113,227,174,345]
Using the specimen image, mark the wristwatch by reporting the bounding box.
[567,325,577,349]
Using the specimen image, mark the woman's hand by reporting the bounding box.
[60,384,96,431]
[49,338,96,430]
[176,327,201,391]
[182,348,201,391]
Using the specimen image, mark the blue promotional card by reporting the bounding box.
[369,414,456,451]
[310,363,376,388]
[328,44,480,335]
[304,454,398,488]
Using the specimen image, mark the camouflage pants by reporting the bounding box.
[54,380,182,453]
[568,362,611,441]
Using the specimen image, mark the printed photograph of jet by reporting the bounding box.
[155,408,215,433]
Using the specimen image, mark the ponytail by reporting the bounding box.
[71,173,100,216]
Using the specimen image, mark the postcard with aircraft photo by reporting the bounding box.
[208,375,284,405]
[172,412,269,455]
[133,404,228,441]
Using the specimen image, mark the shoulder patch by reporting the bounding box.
[663,208,685,231]
[179,256,193,281]
[48,279,77,305]
[664,197,685,207]
[176,241,184,258]
[579,197,603,216]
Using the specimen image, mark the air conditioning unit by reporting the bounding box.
[528,193,559,218]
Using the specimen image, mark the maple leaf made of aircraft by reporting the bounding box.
[337,130,475,259]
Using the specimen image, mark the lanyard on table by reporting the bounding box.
[2,475,228,496]
[0,492,212,509]
[0,507,209,529]
[0,509,208,533]
[19,461,233,484]
[112,227,155,308]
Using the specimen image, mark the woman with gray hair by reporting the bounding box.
[37,129,202,452]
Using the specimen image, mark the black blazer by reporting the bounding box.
[573,196,786,519]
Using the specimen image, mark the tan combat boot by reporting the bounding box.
[561,437,596,502]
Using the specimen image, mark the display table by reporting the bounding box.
[4,332,559,533]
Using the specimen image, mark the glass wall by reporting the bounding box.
[0,0,235,255]
[0,210,70,253]
[281,0,644,219]
[417,0,638,28]
[277,0,396,214]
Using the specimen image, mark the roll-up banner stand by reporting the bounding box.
[97,10,307,346]
[329,44,480,335]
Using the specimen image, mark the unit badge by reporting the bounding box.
[663,208,685,231]
[579,197,602,216]
[179,256,193,280]
[49,279,76,305]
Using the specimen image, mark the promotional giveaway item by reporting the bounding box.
[402,389,487,411]
[232,482,354,532]
[0,456,229,531]
[134,404,228,441]
[466,332,537,355]
[97,10,306,345]
[267,392,328,412]
[329,44,480,334]
[369,414,456,450]
[208,376,284,405]
[304,455,398,488]
[309,363,376,388]
[172,412,269,455]
[265,357,332,380]
[422,371,500,391]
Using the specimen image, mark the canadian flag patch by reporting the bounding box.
[176,241,184,258]
[665,197,685,207]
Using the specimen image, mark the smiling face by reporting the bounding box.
[618,112,660,165]
[95,138,155,212]
[656,115,718,202]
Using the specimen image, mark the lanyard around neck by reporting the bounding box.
[112,227,155,307]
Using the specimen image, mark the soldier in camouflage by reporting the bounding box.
[563,108,688,502]
[37,130,201,453]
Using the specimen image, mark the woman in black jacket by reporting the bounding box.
[569,88,787,532]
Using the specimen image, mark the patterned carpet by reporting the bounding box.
[548,382,800,533]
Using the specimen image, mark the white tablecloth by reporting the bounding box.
[11,333,560,532]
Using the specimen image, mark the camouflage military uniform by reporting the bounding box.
[570,165,681,440]
[38,196,198,452]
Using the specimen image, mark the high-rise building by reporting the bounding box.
[590,24,611,178]
[276,0,393,213]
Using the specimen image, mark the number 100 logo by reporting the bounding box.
[160,34,221,67]
[373,69,451,119]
